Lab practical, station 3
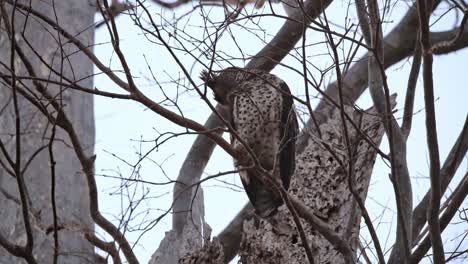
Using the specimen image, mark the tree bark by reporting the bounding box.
[151,188,212,264]
[0,1,95,263]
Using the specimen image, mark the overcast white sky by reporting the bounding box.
[92,1,467,263]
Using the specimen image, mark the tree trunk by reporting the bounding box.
[0,1,95,263]
[151,188,212,263]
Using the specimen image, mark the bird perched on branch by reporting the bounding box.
[200,67,298,218]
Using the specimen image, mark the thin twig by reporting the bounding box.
[411,173,468,263]
[411,116,468,244]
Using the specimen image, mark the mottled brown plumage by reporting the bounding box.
[201,67,298,218]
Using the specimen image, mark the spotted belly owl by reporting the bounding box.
[201,67,298,218]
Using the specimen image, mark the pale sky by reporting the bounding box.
[92,1,467,263]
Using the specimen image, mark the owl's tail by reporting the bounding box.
[253,184,283,218]
[239,170,283,218]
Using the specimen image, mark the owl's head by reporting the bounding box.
[200,67,244,105]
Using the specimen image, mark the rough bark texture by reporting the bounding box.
[238,99,395,263]
[0,0,95,263]
[178,237,224,264]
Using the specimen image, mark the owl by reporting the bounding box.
[201,67,298,218]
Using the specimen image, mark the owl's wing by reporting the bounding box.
[278,81,298,190]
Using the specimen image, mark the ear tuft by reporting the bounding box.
[199,70,210,82]
[200,70,216,88]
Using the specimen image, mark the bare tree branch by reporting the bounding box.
[353,2,386,263]
[246,0,333,70]
[0,4,37,263]
[402,34,422,139]
[0,233,36,264]
[411,116,468,244]
[411,173,468,263]
[85,232,122,264]
[298,1,445,147]
[431,9,468,53]
[364,0,414,262]
[355,0,371,46]
[417,0,445,262]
